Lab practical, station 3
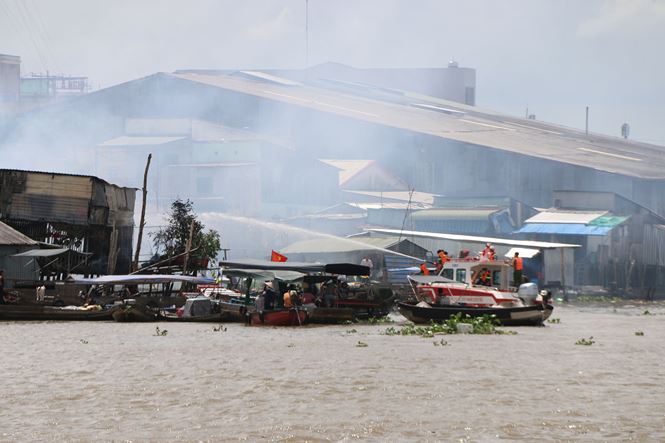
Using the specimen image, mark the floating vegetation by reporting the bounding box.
[383,313,513,337]
[575,336,595,346]
[635,331,645,336]
[574,295,623,304]
[356,341,368,347]
[80,339,89,344]
[547,318,561,324]
[643,310,651,316]
[346,328,358,334]
[212,324,227,332]
[287,343,295,348]
[433,339,449,347]
[366,316,394,325]
[153,326,168,336]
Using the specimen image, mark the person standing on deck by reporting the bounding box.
[419,262,430,275]
[511,252,524,287]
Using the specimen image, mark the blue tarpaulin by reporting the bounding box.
[515,223,613,236]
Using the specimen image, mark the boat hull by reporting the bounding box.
[250,309,307,326]
[397,301,553,326]
[305,307,355,324]
[0,304,119,321]
[112,306,159,322]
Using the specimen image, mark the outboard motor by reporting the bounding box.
[517,282,539,305]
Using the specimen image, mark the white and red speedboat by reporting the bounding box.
[397,259,553,326]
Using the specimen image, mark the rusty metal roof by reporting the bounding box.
[0,221,38,246]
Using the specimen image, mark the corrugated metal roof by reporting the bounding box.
[525,211,607,224]
[320,159,374,185]
[412,208,499,220]
[100,136,185,146]
[588,215,630,227]
[0,221,38,245]
[515,223,613,236]
[170,72,665,179]
[344,190,438,205]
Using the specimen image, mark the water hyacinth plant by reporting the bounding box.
[383,313,513,337]
[575,336,595,346]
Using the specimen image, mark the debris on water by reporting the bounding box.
[153,326,168,336]
[356,341,368,347]
[575,336,595,346]
[635,331,645,336]
[213,324,227,332]
[80,339,88,344]
[547,318,561,324]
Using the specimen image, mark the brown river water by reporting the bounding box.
[1,302,665,442]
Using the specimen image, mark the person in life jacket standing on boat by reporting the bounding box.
[511,252,524,287]
[480,243,492,261]
[419,262,430,275]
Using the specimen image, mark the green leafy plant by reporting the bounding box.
[575,336,595,346]
[643,310,651,316]
[383,314,511,337]
[367,316,393,324]
[154,326,168,336]
[547,318,561,324]
[346,328,357,334]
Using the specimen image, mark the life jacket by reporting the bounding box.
[419,263,430,275]
[437,251,449,264]
[514,257,523,271]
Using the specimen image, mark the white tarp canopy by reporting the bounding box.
[504,247,541,259]
[366,228,580,249]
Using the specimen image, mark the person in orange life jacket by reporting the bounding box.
[419,262,430,275]
[437,250,449,264]
[481,243,492,261]
[488,247,496,261]
[511,252,524,287]
[435,259,443,274]
[473,267,491,286]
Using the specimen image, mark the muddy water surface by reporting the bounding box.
[1,303,664,442]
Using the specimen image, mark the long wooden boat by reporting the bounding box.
[249,308,307,326]
[397,301,553,326]
[112,305,159,322]
[0,304,119,321]
[305,306,355,324]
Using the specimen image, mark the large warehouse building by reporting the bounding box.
[3,65,665,291]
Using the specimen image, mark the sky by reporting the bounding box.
[1,0,664,144]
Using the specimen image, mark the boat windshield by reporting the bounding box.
[441,268,467,283]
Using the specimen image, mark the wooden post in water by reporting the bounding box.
[183,220,195,274]
[560,248,567,301]
[133,153,152,272]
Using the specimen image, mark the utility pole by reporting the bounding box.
[132,153,152,272]
[305,0,309,68]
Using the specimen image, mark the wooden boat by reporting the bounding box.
[402,259,553,326]
[305,306,355,324]
[249,308,307,326]
[0,304,119,321]
[112,304,159,322]
[397,301,553,326]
